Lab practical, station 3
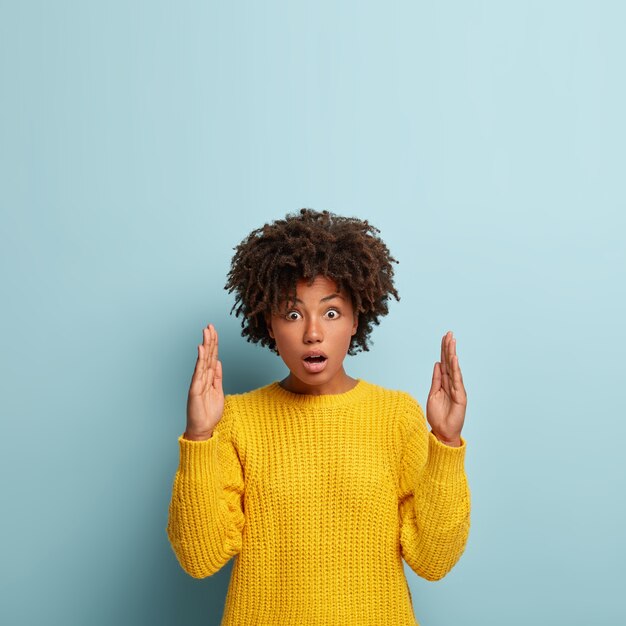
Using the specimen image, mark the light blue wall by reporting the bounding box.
[1,2,624,624]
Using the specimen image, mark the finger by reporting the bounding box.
[193,343,203,377]
[197,329,206,379]
[197,335,209,374]
[440,332,446,369]
[449,336,467,401]
[448,332,456,365]
[207,324,217,370]
[212,324,219,364]
[447,332,456,389]
[213,359,223,390]
[199,327,214,391]
[448,334,455,377]
[449,337,459,390]
[209,324,220,379]
[453,353,466,389]
[453,355,464,385]
[451,337,464,378]
[439,332,447,378]
[202,329,211,372]
[452,355,467,403]
[440,331,451,394]
[207,324,217,381]
[190,343,208,394]
[430,360,442,393]
[205,324,213,364]
[428,361,442,408]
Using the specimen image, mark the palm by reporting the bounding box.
[187,323,224,436]
[425,331,467,446]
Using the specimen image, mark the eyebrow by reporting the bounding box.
[291,293,346,304]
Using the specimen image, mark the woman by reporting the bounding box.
[166,208,471,625]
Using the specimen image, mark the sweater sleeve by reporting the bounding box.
[166,396,245,579]
[397,393,471,581]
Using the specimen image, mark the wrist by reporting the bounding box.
[431,430,462,447]
[183,429,214,441]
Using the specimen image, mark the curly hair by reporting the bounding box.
[224,208,400,355]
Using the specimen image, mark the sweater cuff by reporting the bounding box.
[177,432,220,482]
[425,431,467,482]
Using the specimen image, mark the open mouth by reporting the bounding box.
[302,355,328,373]
[304,355,327,363]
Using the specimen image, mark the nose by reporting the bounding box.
[303,317,323,343]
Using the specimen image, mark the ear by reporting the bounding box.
[351,313,358,336]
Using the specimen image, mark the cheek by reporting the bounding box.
[332,324,357,347]
[271,327,294,350]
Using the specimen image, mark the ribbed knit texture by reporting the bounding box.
[166,378,471,626]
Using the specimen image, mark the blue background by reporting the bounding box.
[1,2,624,625]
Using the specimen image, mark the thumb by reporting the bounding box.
[429,361,442,396]
[213,359,223,388]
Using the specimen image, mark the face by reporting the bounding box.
[265,275,359,395]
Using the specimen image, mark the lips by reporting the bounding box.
[302,350,328,360]
[302,351,328,373]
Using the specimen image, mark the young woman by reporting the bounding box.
[166,209,471,626]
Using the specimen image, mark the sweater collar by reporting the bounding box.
[265,378,369,408]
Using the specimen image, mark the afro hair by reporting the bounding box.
[224,208,400,356]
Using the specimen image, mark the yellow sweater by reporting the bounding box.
[166,378,471,626]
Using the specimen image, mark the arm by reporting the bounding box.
[398,396,471,581]
[166,398,245,579]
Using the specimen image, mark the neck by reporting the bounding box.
[279,371,359,396]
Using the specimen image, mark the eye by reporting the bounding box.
[325,308,341,319]
[284,310,301,321]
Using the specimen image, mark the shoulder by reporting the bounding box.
[371,384,427,442]
[210,384,263,435]
[361,384,430,476]
[359,379,409,403]
[224,381,275,409]
[361,380,424,415]
[358,380,427,438]
[220,382,277,428]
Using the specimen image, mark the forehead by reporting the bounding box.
[277,276,346,304]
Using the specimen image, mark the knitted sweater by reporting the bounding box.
[166,378,471,626]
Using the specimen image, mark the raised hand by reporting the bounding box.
[425,331,467,447]
[185,323,225,441]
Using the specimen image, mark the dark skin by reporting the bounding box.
[426,331,467,447]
